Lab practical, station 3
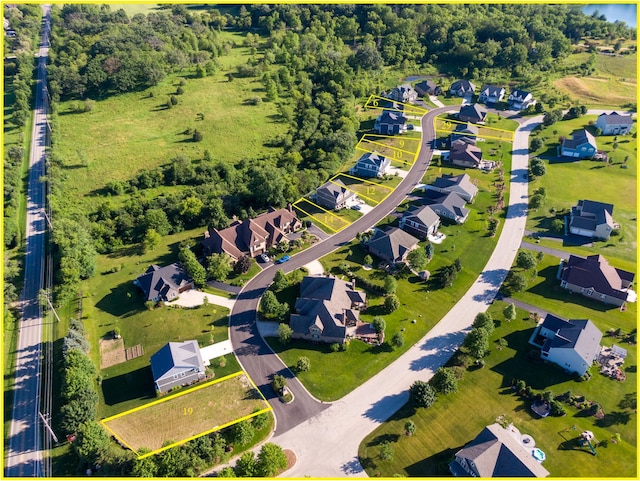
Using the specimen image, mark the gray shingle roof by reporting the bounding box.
[150,340,204,383]
[562,254,634,301]
[368,227,419,263]
[459,103,487,122]
[479,84,505,97]
[570,199,614,232]
[135,263,193,302]
[402,204,440,228]
[450,79,476,93]
[432,173,478,199]
[563,129,597,150]
[377,110,408,125]
[597,112,633,125]
[540,315,602,368]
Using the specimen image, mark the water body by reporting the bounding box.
[582,4,637,28]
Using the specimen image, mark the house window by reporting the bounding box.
[586,289,594,296]
[173,374,179,380]
[180,371,185,378]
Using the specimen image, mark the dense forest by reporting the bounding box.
[3,3,636,474]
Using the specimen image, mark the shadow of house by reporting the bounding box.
[95,281,146,318]
[101,366,155,406]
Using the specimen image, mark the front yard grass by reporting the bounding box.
[358,303,636,478]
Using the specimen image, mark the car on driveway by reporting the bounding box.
[259,253,270,263]
[276,255,290,264]
[350,204,361,211]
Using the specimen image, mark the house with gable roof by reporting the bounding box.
[384,83,418,103]
[151,340,206,394]
[458,103,487,124]
[595,111,633,135]
[350,151,391,178]
[559,254,635,307]
[315,179,357,210]
[508,89,536,110]
[450,123,479,145]
[449,141,483,169]
[414,79,442,96]
[290,276,366,344]
[134,263,194,302]
[425,173,478,202]
[528,314,602,376]
[367,227,420,264]
[449,423,550,477]
[399,205,441,240]
[202,206,301,260]
[569,200,615,240]
[449,79,476,97]
[560,129,597,159]
[423,190,470,224]
[478,84,506,105]
[374,110,408,135]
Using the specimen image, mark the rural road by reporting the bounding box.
[5,5,52,477]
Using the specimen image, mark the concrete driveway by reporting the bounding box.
[302,260,324,276]
[168,289,235,310]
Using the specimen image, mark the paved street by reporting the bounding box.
[5,5,51,477]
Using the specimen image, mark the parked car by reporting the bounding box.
[350,204,362,211]
[276,255,290,264]
[259,253,270,263]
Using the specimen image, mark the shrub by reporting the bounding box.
[271,375,287,394]
[431,367,458,394]
[372,316,386,334]
[384,294,400,313]
[409,380,436,408]
[391,332,404,348]
[516,251,537,270]
[330,343,340,352]
[296,356,310,372]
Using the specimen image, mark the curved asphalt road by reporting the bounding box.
[230,106,455,433]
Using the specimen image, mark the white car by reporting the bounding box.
[259,253,270,263]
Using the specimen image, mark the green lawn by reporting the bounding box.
[359,303,637,478]
[54,32,287,213]
[527,115,637,264]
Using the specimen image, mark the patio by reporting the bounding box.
[597,345,627,381]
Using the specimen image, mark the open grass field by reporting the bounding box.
[273,160,511,400]
[358,302,637,478]
[434,115,517,142]
[102,372,270,454]
[527,115,636,264]
[355,134,421,166]
[331,173,398,205]
[293,198,359,234]
[364,95,428,116]
[54,31,287,212]
[554,54,636,108]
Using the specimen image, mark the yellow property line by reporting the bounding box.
[327,177,378,205]
[137,407,274,459]
[302,198,352,230]
[101,421,138,453]
[433,118,515,141]
[365,94,428,114]
[433,128,514,143]
[357,138,418,156]
[293,200,342,233]
[337,172,395,191]
[360,133,422,144]
[101,371,245,423]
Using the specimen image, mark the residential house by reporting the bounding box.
[202,206,301,260]
[569,200,615,240]
[529,314,602,376]
[290,276,366,344]
[151,340,206,394]
[423,190,470,224]
[399,205,441,240]
[559,254,635,307]
[560,129,597,159]
[450,123,479,145]
[414,79,442,96]
[384,83,418,103]
[350,151,391,178]
[315,179,357,210]
[449,423,550,477]
[449,141,483,169]
[508,89,536,110]
[449,79,476,97]
[425,173,478,202]
[458,103,487,124]
[134,263,193,302]
[595,112,633,135]
[367,227,419,264]
[478,84,506,105]
[374,110,408,135]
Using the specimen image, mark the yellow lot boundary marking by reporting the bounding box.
[332,173,395,207]
[433,117,515,141]
[293,199,351,232]
[292,202,339,233]
[357,138,419,157]
[364,94,428,115]
[327,176,379,205]
[355,140,419,166]
[101,371,272,459]
[434,128,514,143]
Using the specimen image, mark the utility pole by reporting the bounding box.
[38,411,58,444]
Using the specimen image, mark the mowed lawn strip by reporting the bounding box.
[102,373,269,453]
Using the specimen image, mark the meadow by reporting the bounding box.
[358,303,637,478]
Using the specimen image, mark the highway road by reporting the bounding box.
[229,105,456,434]
[5,5,52,478]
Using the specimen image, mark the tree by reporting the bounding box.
[372,316,386,334]
[425,242,434,260]
[256,443,288,477]
[404,420,416,436]
[296,356,310,372]
[234,255,251,274]
[391,331,404,348]
[271,374,287,394]
[272,269,288,291]
[550,218,564,234]
[503,270,528,295]
[384,276,397,295]
[278,323,293,344]
[472,312,494,335]
[409,380,436,408]
[373,440,393,464]
[384,294,400,313]
[431,367,458,394]
[363,254,373,266]
[530,137,543,151]
[530,157,546,177]
[73,421,110,464]
[407,248,428,270]
[542,109,562,126]
[234,451,257,477]
[516,251,537,270]
[230,420,255,446]
[207,253,233,281]
[179,246,206,286]
[218,467,236,478]
[261,291,288,321]
[503,302,517,321]
[142,228,161,253]
[463,327,489,358]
